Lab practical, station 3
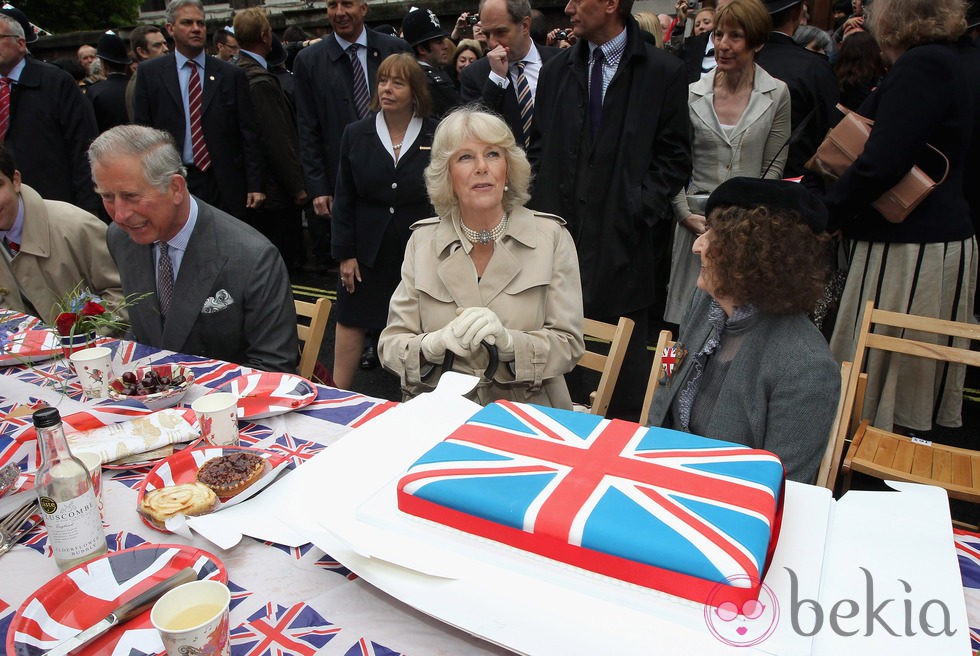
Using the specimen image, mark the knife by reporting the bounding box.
[44,567,198,656]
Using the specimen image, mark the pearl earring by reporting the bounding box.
[504,184,509,191]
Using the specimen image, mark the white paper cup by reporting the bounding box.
[75,452,103,516]
[70,347,113,398]
[191,393,239,446]
[151,580,231,656]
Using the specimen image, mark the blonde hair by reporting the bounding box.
[868,0,966,50]
[424,107,531,220]
[634,12,665,47]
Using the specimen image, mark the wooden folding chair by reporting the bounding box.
[294,297,332,380]
[834,300,980,502]
[576,317,635,417]
[639,330,674,426]
[816,361,868,491]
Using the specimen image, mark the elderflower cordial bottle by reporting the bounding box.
[32,407,107,570]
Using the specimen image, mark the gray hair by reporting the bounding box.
[792,24,834,57]
[88,125,187,191]
[479,0,532,23]
[165,0,205,25]
[0,15,24,40]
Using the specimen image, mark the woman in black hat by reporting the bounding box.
[647,178,840,484]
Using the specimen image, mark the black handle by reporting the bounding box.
[442,340,499,381]
[113,567,198,622]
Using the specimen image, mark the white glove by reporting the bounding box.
[452,307,514,354]
[420,316,472,363]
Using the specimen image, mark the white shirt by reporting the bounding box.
[488,42,543,96]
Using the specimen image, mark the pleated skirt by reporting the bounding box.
[664,223,699,325]
[829,238,978,431]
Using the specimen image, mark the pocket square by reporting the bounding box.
[202,289,234,314]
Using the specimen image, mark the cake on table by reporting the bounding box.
[397,401,785,606]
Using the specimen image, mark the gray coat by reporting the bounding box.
[646,290,840,483]
[107,198,298,373]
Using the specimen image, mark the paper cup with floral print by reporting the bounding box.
[69,346,113,398]
[192,393,239,446]
[151,580,231,656]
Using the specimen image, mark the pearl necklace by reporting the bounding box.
[460,214,509,245]
[392,142,402,151]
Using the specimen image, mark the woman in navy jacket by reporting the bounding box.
[331,54,437,389]
[824,0,975,433]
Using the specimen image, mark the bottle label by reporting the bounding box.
[39,491,105,562]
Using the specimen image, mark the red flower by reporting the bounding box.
[55,312,78,336]
[79,301,105,317]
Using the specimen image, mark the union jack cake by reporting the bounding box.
[397,401,785,605]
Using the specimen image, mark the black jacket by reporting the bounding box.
[6,58,100,214]
[530,17,691,317]
[85,73,130,134]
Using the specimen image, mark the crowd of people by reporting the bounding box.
[0,0,977,484]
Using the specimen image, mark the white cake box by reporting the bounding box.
[189,374,971,655]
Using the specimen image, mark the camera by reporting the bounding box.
[467,14,480,25]
[687,0,698,9]
[556,29,570,41]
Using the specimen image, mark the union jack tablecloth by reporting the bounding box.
[0,338,504,656]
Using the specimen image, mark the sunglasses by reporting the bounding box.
[715,599,765,621]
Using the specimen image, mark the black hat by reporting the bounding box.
[96,31,130,65]
[763,0,804,14]
[0,4,35,44]
[705,178,829,233]
[402,7,448,47]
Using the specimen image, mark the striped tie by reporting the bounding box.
[514,61,533,149]
[185,61,211,171]
[157,241,174,318]
[0,78,10,142]
[347,44,370,119]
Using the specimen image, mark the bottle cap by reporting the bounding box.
[32,407,62,429]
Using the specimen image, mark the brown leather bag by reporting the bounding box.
[806,106,950,223]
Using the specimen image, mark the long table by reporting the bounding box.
[2,340,980,655]
[0,339,508,655]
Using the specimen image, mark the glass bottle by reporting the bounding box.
[33,407,107,570]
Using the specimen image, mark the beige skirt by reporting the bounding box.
[829,238,978,431]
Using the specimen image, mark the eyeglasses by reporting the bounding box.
[0,34,22,39]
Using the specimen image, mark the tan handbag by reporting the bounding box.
[806,105,950,223]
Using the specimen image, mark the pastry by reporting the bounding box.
[140,482,217,525]
[196,452,265,498]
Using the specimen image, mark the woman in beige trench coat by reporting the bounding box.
[379,108,585,408]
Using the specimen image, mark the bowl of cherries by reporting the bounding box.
[107,364,194,410]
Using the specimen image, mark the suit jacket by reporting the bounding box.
[459,45,560,148]
[379,206,585,408]
[756,32,839,178]
[236,51,304,210]
[5,58,100,215]
[133,53,262,219]
[85,73,130,134]
[646,291,840,484]
[0,184,122,324]
[330,114,436,266]
[530,17,691,317]
[293,30,411,199]
[106,198,299,373]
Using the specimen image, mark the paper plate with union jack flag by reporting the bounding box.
[211,372,317,420]
[0,311,61,367]
[6,543,227,656]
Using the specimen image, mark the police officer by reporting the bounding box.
[402,7,460,119]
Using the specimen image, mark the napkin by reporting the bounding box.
[66,408,200,465]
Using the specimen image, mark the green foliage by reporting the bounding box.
[20,0,142,34]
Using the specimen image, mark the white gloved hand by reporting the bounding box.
[420,314,472,363]
[452,307,514,354]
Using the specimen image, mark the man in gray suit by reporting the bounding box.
[89,124,298,373]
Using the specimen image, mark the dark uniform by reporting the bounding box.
[420,61,459,120]
[756,32,840,178]
[85,73,130,133]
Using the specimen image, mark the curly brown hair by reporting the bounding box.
[705,205,831,314]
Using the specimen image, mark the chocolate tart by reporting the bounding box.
[196,452,265,498]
